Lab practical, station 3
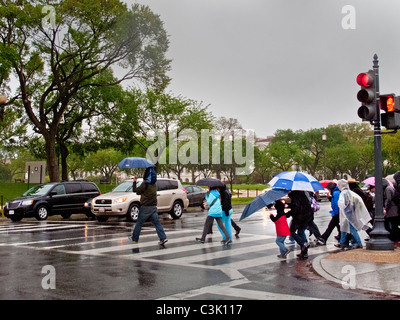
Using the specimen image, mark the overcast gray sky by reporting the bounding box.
[126,0,400,138]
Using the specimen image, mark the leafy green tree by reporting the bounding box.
[1,0,171,181]
[85,148,123,183]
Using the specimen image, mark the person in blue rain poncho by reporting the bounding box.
[196,187,231,244]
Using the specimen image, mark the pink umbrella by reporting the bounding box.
[363,177,394,188]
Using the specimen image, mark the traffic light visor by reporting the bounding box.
[357,73,373,87]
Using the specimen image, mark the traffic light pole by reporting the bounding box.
[366,54,394,251]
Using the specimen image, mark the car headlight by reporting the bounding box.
[113,197,127,204]
[21,200,33,206]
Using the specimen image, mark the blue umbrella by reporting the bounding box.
[268,171,324,192]
[240,188,289,221]
[118,157,156,169]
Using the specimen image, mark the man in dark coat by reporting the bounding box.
[286,191,314,259]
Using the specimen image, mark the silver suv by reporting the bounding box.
[91,178,189,222]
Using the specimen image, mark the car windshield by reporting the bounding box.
[112,181,142,192]
[23,184,56,196]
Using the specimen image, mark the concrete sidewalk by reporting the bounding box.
[312,248,400,296]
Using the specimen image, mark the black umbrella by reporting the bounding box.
[239,188,289,221]
[196,178,225,188]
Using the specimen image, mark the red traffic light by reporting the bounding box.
[356,72,374,87]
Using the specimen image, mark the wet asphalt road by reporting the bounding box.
[0,202,392,301]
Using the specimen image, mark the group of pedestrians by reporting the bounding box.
[268,174,400,259]
[127,168,241,247]
[127,167,399,260]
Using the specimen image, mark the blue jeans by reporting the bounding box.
[340,224,362,247]
[276,236,288,255]
[290,225,307,247]
[131,206,167,242]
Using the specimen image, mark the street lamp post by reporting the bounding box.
[322,132,327,180]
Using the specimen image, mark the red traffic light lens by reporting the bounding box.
[357,73,373,87]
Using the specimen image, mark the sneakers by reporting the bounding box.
[222,239,232,245]
[159,238,168,246]
[277,248,292,259]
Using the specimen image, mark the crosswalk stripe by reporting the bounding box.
[0,223,86,234]
[0,219,340,300]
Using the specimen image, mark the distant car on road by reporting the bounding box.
[4,181,100,222]
[91,178,189,222]
[316,188,330,201]
[185,185,207,209]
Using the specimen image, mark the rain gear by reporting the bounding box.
[219,186,233,241]
[383,178,399,218]
[205,189,223,217]
[338,186,372,233]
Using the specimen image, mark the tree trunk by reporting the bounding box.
[45,135,59,182]
[59,140,69,181]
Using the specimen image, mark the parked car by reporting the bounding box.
[185,185,207,208]
[4,181,101,222]
[316,188,330,201]
[91,178,189,222]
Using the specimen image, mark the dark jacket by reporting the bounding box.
[133,181,157,206]
[382,178,398,218]
[286,191,313,229]
[220,186,232,216]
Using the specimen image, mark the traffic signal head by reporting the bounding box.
[380,94,398,112]
[380,94,400,129]
[356,70,377,122]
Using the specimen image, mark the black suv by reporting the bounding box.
[4,181,100,222]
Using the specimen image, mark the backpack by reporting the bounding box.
[144,167,157,184]
[306,192,320,212]
[310,196,320,212]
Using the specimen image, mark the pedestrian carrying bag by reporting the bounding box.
[307,193,320,212]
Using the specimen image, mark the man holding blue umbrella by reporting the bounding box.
[124,159,168,246]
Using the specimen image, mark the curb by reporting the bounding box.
[312,254,400,296]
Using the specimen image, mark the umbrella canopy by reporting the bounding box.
[118,157,156,169]
[362,177,394,188]
[240,188,289,221]
[196,177,225,188]
[319,180,336,188]
[268,171,324,192]
[386,174,395,184]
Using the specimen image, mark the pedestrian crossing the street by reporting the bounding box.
[0,219,339,299]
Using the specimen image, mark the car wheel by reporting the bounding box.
[170,201,183,220]
[200,198,207,209]
[126,203,140,222]
[61,212,72,219]
[35,205,49,221]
